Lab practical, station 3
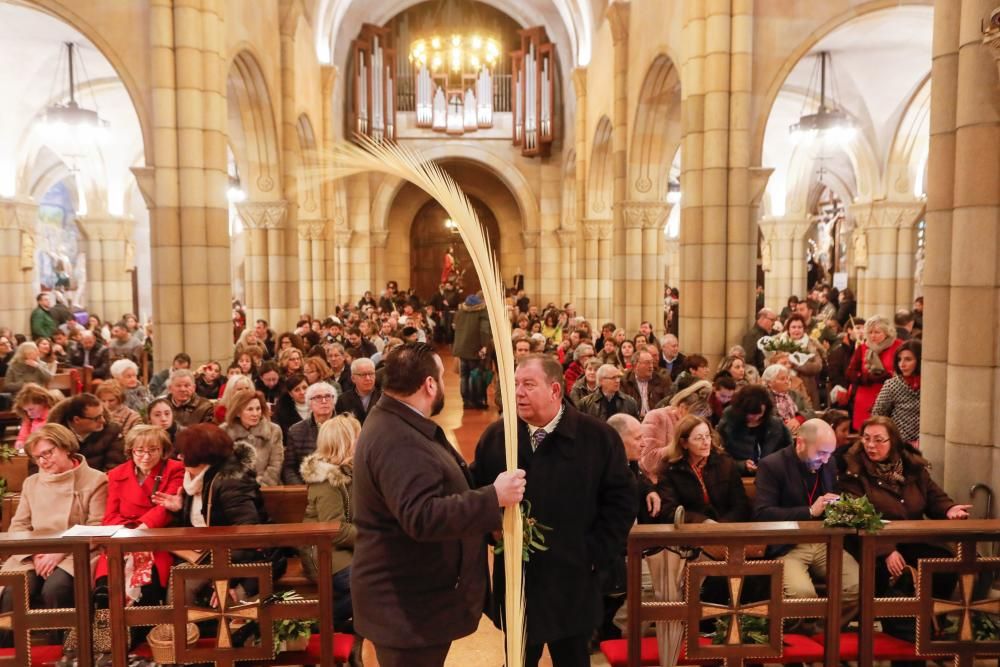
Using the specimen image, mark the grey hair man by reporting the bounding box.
[335,357,382,425]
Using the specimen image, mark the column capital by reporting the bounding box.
[985,11,1000,84]
[607,0,630,45]
[619,201,671,230]
[759,216,811,241]
[582,219,614,240]
[370,230,389,248]
[297,221,327,241]
[572,67,587,99]
[0,197,38,232]
[521,230,541,249]
[236,201,289,230]
[748,167,775,208]
[333,229,353,246]
[849,199,925,230]
[130,166,156,209]
[555,228,577,248]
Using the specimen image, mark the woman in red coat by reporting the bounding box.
[93,425,184,607]
[846,315,902,431]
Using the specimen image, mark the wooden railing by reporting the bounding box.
[625,520,1000,667]
[0,522,345,667]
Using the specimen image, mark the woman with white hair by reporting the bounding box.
[111,358,153,412]
[761,364,813,435]
[846,315,902,431]
[3,341,52,394]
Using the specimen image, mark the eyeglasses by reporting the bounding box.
[132,448,161,458]
[862,436,890,445]
[354,372,376,378]
[687,434,712,442]
[604,376,622,381]
[78,413,106,423]
[33,447,59,462]
[309,394,335,402]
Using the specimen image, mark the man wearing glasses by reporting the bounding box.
[282,381,337,484]
[335,358,381,425]
[47,393,124,472]
[576,364,640,422]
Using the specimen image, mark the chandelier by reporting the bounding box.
[36,43,110,149]
[409,32,500,73]
[789,51,856,145]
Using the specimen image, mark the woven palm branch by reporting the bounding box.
[314,136,525,666]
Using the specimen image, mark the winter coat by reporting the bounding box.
[170,395,214,428]
[273,392,306,440]
[108,403,142,437]
[638,406,683,480]
[846,338,903,430]
[47,402,125,473]
[871,376,921,443]
[123,385,154,413]
[655,451,751,524]
[351,395,500,649]
[577,390,640,421]
[620,369,672,416]
[717,407,792,475]
[67,344,110,380]
[452,300,492,360]
[282,415,319,485]
[741,324,771,373]
[3,361,52,395]
[196,376,224,400]
[782,336,824,408]
[568,376,599,407]
[335,387,382,425]
[4,455,108,578]
[472,404,637,644]
[94,458,185,586]
[300,455,356,576]
[222,419,285,487]
[30,307,57,340]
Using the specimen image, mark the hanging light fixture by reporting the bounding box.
[789,51,857,146]
[36,43,110,149]
[408,0,500,74]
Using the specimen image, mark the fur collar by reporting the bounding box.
[214,441,257,480]
[299,454,352,487]
[842,440,928,477]
[458,301,487,313]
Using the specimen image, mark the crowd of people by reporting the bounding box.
[0,276,963,666]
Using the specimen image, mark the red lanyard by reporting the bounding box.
[804,473,820,506]
[691,462,710,503]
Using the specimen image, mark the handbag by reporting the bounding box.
[63,608,112,655]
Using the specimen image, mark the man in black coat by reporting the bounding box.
[472,354,636,666]
[334,357,381,424]
[67,330,111,380]
[351,343,525,667]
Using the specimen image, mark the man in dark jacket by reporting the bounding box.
[577,364,639,421]
[620,350,672,418]
[334,358,381,425]
[753,419,858,629]
[741,308,777,373]
[282,381,336,484]
[657,334,686,380]
[48,393,124,472]
[351,343,525,667]
[452,293,492,409]
[473,354,636,666]
[67,330,111,380]
[166,370,214,427]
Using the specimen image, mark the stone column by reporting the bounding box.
[920,0,961,475]
[148,0,231,369]
[334,229,353,307]
[621,201,670,332]
[235,201,289,326]
[371,231,388,301]
[572,68,590,318]
[939,0,1000,497]
[538,163,562,307]
[297,221,328,318]
[77,215,135,323]
[521,231,541,303]
[583,220,613,322]
[607,1,630,325]
[0,198,38,333]
[663,237,680,289]
[555,228,577,306]
[581,220,600,321]
[848,199,924,318]
[759,217,810,314]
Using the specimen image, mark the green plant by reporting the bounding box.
[273,617,315,652]
[0,444,17,463]
[822,494,885,532]
[710,615,769,645]
[494,500,553,562]
[760,336,807,355]
[0,477,7,498]
[941,611,1000,641]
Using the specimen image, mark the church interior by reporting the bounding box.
[0,0,999,665]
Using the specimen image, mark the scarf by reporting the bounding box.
[902,375,921,392]
[183,467,209,528]
[864,334,896,374]
[867,452,905,494]
[688,456,711,504]
[771,391,797,423]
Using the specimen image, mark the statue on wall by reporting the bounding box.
[853,230,869,269]
[441,244,457,285]
[761,240,772,273]
[19,230,35,271]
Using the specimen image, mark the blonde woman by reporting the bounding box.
[278,347,305,377]
[95,381,142,437]
[222,390,284,486]
[213,373,255,424]
[300,414,362,629]
[3,341,52,394]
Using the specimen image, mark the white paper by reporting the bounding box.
[62,525,121,537]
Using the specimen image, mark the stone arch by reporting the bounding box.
[629,54,681,200]
[295,113,323,218]
[588,116,613,218]
[370,143,540,236]
[227,50,281,198]
[885,74,930,200]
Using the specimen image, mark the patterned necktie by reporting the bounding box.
[531,429,548,452]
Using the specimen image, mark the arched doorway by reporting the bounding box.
[409,196,501,298]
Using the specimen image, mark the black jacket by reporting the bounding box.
[717,407,792,475]
[351,395,500,649]
[282,416,319,485]
[335,387,382,425]
[67,344,110,380]
[753,445,836,556]
[472,404,637,644]
[47,402,125,473]
[656,452,750,524]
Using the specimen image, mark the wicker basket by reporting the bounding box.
[147,622,199,664]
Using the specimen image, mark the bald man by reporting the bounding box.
[754,419,859,631]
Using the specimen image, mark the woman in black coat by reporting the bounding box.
[154,423,285,597]
[272,373,309,440]
[655,415,750,524]
[717,385,792,476]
